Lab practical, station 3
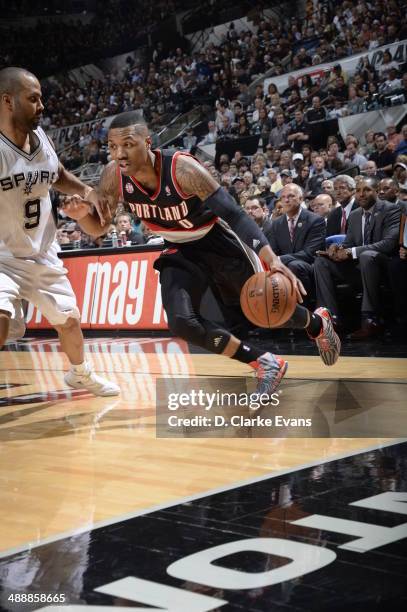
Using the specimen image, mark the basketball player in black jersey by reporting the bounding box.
[64,111,340,400]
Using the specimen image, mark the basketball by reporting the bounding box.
[240,271,297,328]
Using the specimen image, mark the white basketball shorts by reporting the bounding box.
[0,255,80,327]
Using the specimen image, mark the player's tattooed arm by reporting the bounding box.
[93,161,120,226]
[62,162,119,237]
[175,154,219,201]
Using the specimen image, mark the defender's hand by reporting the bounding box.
[61,195,92,221]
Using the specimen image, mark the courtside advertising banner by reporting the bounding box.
[26,250,168,330]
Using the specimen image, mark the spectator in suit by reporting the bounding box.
[244,196,273,243]
[326,175,358,237]
[269,184,326,300]
[377,178,399,205]
[386,212,407,338]
[314,177,401,338]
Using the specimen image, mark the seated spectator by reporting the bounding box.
[256,177,274,210]
[234,114,251,137]
[116,213,145,245]
[311,193,335,223]
[314,177,400,337]
[243,196,273,242]
[292,153,304,177]
[252,108,272,148]
[62,222,82,248]
[360,130,376,157]
[269,183,326,299]
[321,179,336,197]
[380,69,402,95]
[271,199,284,220]
[330,76,349,103]
[306,96,328,122]
[199,121,218,145]
[328,97,348,118]
[142,224,164,245]
[229,176,245,204]
[386,124,403,152]
[386,215,407,338]
[394,125,407,156]
[326,175,358,237]
[217,115,233,138]
[393,162,407,189]
[369,132,396,177]
[56,227,70,246]
[362,160,382,179]
[377,50,400,79]
[279,169,294,190]
[294,165,310,190]
[183,128,197,153]
[307,155,332,196]
[266,168,283,195]
[268,112,290,149]
[343,137,368,169]
[346,86,364,115]
[377,178,400,205]
[287,109,310,153]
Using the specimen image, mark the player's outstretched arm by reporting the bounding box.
[62,162,120,237]
[175,154,305,301]
[54,162,95,200]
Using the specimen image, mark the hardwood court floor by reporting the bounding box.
[0,336,405,554]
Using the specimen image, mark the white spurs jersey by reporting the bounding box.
[0,126,59,259]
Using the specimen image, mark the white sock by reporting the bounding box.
[71,361,89,375]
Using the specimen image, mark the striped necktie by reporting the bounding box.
[341,207,347,233]
[288,217,295,242]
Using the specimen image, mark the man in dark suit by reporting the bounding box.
[326,174,359,237]
[269,184,326,301]
[314,177,401,338]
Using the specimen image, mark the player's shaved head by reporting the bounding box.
[0,66,38,96]
[109,112,148,136]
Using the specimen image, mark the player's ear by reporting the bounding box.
[1,93,13,111]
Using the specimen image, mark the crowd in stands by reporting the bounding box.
[0,0,189,77]
[32,0,406,172]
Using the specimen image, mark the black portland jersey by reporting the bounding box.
[119,150,217,242]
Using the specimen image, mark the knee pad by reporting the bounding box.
[170,314,207,347]
[204,328,231,354]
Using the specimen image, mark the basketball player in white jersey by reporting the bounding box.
[0,67,119,396]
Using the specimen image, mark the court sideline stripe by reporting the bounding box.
[0,437,405,559]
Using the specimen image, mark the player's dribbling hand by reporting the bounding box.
[259,246,306,303]
[267,260,306,304]
[61,195,92,220]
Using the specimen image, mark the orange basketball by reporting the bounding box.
[240,271,297,328]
